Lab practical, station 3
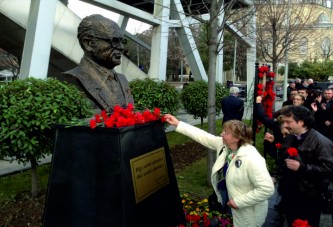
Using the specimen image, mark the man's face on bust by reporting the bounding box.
[92,35,126,69]
[82,17,126,69]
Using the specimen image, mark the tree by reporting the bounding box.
[0,48,19,80]
[255,1,318,74]
[278,60,333,81]
[181,80,228,127]
[0,78,93,197]
[129,78,181,114]
[182,0,256,183]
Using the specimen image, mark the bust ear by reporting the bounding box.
[82,37,94,52]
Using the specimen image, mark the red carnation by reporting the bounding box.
[113,105,122,113]
[160,115,166,123]
[292,219,311,227]
[95,114,102,123]
[127,103,134,111]
[90,119,97,129]
[287,147,298,157]
[153,108,161,117]
[275,143,282,149]
[101,110,108,121]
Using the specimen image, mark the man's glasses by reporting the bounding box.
[95,37,127,48]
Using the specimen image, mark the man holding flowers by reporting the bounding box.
[278,106,333,227]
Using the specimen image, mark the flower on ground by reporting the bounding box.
[178,193,233,227]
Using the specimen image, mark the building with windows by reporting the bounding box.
[256,0,333,67]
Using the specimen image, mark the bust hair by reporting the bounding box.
[229,86,240,95]
[77,14,123,49]
[223,120,253,146]
[280,106,314,129]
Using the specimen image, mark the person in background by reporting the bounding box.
[287,80,296,98]
[301,79,308,89]
[221,86,244,124]
[273,93,304,119]
[311,88,333,141]
[164,114,275,227]
[283,89,298,107]
[277,106,333,227]
[295,78,303,90]
[293,94,305,106]
[307,78,317,90]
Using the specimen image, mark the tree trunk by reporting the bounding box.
[30,157,39,198]
[206,0,219,186]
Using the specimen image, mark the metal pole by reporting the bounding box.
[180,59,183,82]
[283,0,291,102]
[136,44,140,67]
[252,62,259,145]
[233,39,237,83]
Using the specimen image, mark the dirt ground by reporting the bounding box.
[0,141,207,227]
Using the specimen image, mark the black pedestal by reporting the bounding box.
[43,121,185,227]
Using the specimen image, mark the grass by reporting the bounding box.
[0,164,50,203]
[0,119,268,204]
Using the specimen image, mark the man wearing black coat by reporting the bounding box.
[278,106,333,227]
[221,86,244,124]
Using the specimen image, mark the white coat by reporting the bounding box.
[176,121,275,227]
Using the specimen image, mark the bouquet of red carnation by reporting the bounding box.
[89,103,166,129]
[292,219,311,227]
[287,147,298,157]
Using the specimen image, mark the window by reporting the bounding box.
[299,38,308,55]
[317,13,329,23]
[321,37,331,56]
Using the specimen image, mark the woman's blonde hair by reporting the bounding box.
[223,120,253,146]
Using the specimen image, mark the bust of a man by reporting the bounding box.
[64,14,134,112]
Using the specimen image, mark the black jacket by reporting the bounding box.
[278,129,333,197]
[221,95,244,123]
[255,103,284,161]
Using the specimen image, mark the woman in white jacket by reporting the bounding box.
[164,114,275,227]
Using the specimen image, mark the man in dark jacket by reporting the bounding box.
[221,86,244,124]
[278,106,333,227]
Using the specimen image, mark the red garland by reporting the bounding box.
[256,65,276,133]
[89,103,166,129]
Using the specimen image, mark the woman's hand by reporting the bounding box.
[164,114,180,126]
[227,199,238,210]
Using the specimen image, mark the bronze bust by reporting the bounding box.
[64,14,134,112]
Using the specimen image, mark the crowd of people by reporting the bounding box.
[165,81,333,227]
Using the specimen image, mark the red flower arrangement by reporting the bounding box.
[256,64,276,133]
[287,147,298,157]
[89,103,166,129]
[178,193,233,227]
[292,219,311,227]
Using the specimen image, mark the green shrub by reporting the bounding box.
[181,81,228,125]
[0,77,93,196]
[129,78,181,114]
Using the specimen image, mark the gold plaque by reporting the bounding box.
[130,148,169,203]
